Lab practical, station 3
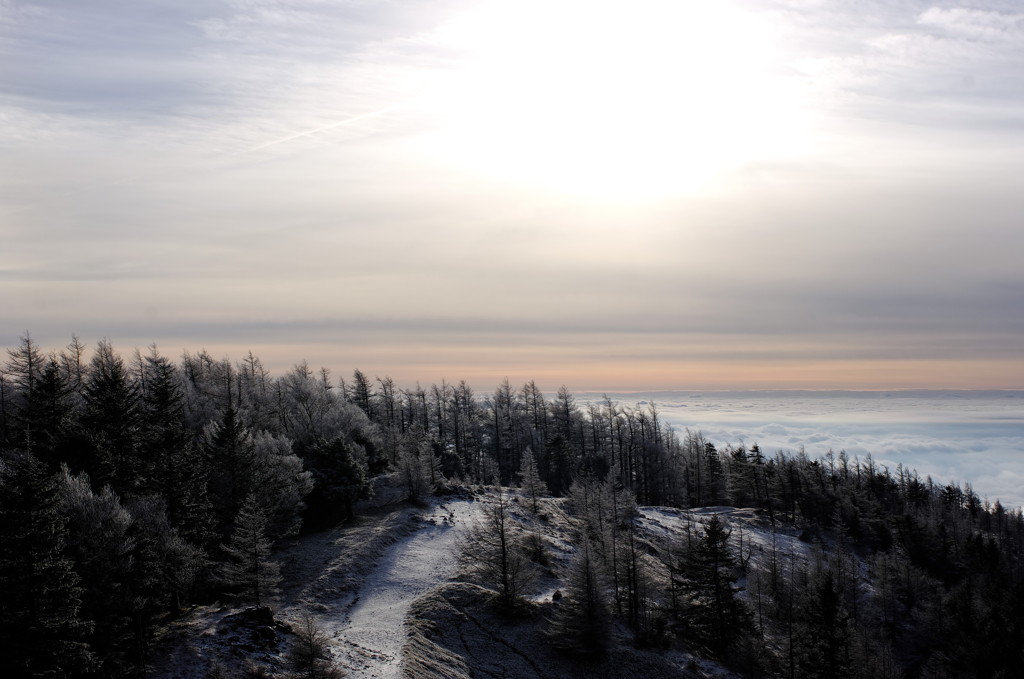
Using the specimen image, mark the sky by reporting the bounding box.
[3,0,1024,391]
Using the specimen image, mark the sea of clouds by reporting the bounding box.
[577,391,1024,510]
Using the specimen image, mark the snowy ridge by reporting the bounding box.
[296,499,482,678]
[153,495,845,679]
[151,497,482,678]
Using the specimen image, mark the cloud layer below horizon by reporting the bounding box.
[588,390,1024,510]
[3,0,1023,390]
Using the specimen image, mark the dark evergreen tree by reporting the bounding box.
[80,341,142,496]
[547,537,610,659]
[0,451,93,677]
[4,333,43,404]
[140,347,215,546]
[794,568,853,679]
[0,368,11,448]
[203,406,312,542]
[3,333,44,452]
[303,436,370,528]
[203,405,256,537]
[349,369,374,420]
[671,515,750,655]
[18,355,75,469]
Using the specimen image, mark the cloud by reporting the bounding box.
[917,7,1024,43]
[597,391,1024,509]
[2,1,1024,391]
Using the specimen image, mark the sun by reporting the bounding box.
[417,0,807,200]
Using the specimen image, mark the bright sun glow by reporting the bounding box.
[418,0,808,200]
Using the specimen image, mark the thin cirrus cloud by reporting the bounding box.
[2,0,1023,390]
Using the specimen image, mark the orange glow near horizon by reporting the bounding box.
[123,340,1023,394]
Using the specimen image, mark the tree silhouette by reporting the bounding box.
[0,451,93,676]
[671,515,749,655]
[547,537,610,658]
[794,568,853,678]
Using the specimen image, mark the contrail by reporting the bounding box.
[243,103,408,153]
[1,102,414,219]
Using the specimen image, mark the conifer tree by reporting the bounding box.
[4,333,43,407]
[458,484,536,608]
[140,347,215,546]
[303,436,370,528]
[517,447,547,513]
[349,369,374,420]
[80,340,142,496]
[219,492,281,608]
[398,437,437,503]
[671,515,750,655]
[547,537,610,658]
[58,470,137,673]
[204,405,252,531]
[0,451,93,677]
[204,407,311,542]
[17,355,74,468]
[3,334,44,452]
[794,568,853,678]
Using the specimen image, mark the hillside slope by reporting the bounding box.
[150,488,856,679]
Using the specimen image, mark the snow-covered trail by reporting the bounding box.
[323,499,481,678]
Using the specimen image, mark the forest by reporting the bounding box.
[1,334,1023,678]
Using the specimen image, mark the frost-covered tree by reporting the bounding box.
[58,470,136,670]
[288,611,343,679]
[459,485,537,608]
[278,361,337,445]
[517,447,547,513]
[219,493,281,608]
[250,430,314,539]
[128,496,205,616]
[399,436,439,503]
[179,349,234,428]
[59,470,199,674]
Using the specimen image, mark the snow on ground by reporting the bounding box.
[637,505,818,575]
[150,494,483,679]
[152,495,815,679]
[286,498,483,678]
